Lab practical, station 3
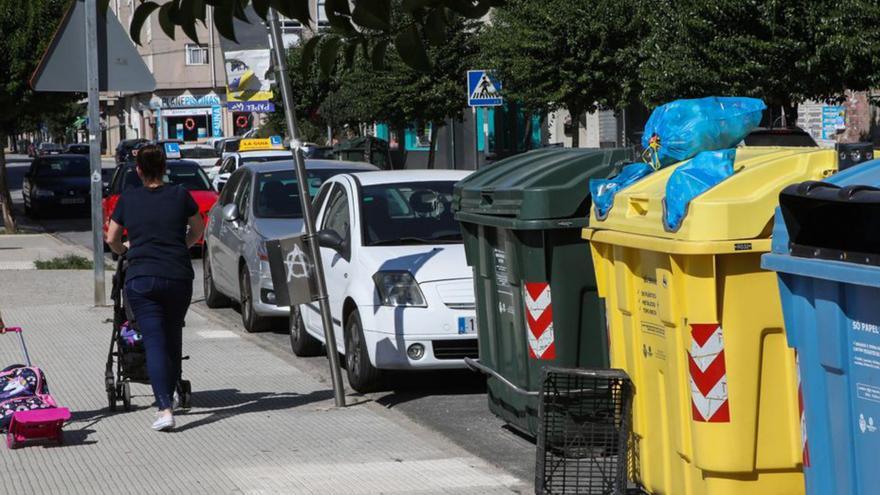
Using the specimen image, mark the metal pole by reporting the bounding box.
[472,107,478,169]
[85,0,105,306]
[482,107,490,166]
[267,9,346,407]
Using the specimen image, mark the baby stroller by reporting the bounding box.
[105,256,191,411]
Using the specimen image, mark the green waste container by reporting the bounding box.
[453,147,633,436]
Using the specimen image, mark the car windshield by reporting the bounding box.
[360,181,461,246]
[180,146,219,159]
[254,169,355,218]
[41,143,62,151]
[241,155,289,165]
[35,157,89,177]
[120,163,213,192]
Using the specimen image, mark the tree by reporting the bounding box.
[272,8,480,168]
[0,0,80,232]
[479,0,643,147]
[128,0,503,74]
[638,0,880,123]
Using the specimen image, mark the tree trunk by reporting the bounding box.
[0,143,17,233]
[569,107,582,148]
[427,122,441,170]
[522,113,534,151]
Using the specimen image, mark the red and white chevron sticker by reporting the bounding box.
[688,323,730,422]
[796,352,810,467]
[524,282,555,360]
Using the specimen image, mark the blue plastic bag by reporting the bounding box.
[664,149,737,231]
[590,162,654,219]
[643,97,765,167]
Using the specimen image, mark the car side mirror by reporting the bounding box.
[316,229,345,252]
[222,203,239,222]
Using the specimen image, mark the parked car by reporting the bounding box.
[35,142,63,156]
[210,149,291,191]
[102,160,218,249]
[64,143,90,155]
[202,159,379,333]
[115,138,148,164]
[180,143,221,169]
[292,170,476,392]
[22,155,90,218]
[742,127,818,147]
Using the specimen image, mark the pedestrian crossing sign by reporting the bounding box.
[467,70,503,107]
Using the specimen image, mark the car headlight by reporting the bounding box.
[373,271,427,307]
[34,187,54,198]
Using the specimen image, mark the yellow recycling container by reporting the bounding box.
[583,147,838,495]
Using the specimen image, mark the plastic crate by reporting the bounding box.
[536,367,634,494]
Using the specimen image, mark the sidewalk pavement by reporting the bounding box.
[0,241,527,494]
[0,234,87,270]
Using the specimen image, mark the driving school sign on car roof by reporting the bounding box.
[238,136,285,152]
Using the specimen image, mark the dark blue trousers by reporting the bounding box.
[125,276,192,410]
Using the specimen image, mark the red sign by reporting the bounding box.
[688,323,730,422]
[524,282,555,360]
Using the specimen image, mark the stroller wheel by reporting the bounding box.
[121,382,131,411]
[178,380,192,409]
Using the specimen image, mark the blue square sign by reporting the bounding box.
[164,142,181,159]
[467,70,503,107]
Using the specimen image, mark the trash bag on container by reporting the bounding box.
[643,97,765,168]
[591,162,654,219]
[664,148,737,231]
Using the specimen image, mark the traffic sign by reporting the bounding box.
[467,70,503,107]
[30,0,155,92]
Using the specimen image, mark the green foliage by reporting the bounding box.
[0,0,81,138]
[129,0,503,72]
[480,0,643,146]
[638,0,880,111]
[34,255,93,270]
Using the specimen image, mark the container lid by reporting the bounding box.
[772,159,880,266]
[589,147,837,242]
[453,148,632,224]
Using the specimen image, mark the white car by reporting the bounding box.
[210,149,291,191]
[291,170,477,392]
[179,143,221,169]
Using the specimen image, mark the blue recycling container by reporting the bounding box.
[762,160,880,495]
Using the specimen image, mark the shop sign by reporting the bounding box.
[152,94,222,108]
[227,101,275,113]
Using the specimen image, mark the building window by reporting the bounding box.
[405,123,434,151]
[185,44,209,65]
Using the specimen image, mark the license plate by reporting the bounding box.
[458,316,477,335]
[60,197,85,205]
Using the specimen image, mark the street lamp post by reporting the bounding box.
[266,10,346,407]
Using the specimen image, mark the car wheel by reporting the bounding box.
[239,265,269,332]
[344,311,381,393]
[289,306,322,357]
[203,249,230,308]
[26,198,40,219]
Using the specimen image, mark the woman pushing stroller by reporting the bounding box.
[106,144,204,431]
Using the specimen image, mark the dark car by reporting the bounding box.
[743,127,818,147]
[64,143,90,155]
[22,155,90,218]
[115,138,148,164]
[36,142,64,156]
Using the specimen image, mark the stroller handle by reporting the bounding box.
[0,327,30,366]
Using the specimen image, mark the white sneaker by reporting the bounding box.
[151,413,175,431]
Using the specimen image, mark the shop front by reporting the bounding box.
[151,92,225,142]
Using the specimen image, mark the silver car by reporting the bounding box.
[202,159,379,332]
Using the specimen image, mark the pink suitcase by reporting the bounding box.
[0,327,70,449]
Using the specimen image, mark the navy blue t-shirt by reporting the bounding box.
[111,184,198,282]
